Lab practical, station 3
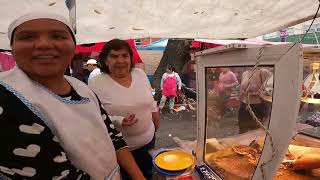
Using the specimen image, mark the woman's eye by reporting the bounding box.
[16,34,35,40]
[52,33,68,39]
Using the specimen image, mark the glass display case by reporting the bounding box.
[195,43,304,180]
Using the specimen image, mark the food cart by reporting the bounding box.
[193,43,320,179]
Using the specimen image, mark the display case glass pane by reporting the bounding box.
[272,58,320,179]
[204,66,274,180]
[299,62,320,134]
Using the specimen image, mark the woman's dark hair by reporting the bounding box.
[167,65,174,71]
[99,39,134,74]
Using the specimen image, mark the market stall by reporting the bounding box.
[150,42,320,180]
[191,43,320,180]
[1,1,320,180]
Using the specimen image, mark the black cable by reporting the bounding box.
[299,1,320,43]
[279,2,320,57]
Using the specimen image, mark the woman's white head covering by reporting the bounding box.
[8,12,76,44]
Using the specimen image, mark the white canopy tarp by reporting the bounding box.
[0,0,319,49]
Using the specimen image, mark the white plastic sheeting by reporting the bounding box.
[0,0,319,49]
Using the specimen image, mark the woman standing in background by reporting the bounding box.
[159,65,182,114]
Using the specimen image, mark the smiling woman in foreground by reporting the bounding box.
[0,12,144,180]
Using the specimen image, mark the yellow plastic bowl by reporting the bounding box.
[155,150,194,171]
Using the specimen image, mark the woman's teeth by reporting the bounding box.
[36,56,56,59]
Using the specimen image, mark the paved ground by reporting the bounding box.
[155,108,240,149]
[155,109,198,148]
[155,103,317,149]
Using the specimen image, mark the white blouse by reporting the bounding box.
[89,68,157,150]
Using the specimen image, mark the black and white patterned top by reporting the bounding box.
[0,84,126,179]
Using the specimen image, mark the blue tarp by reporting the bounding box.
[136,39,168,51]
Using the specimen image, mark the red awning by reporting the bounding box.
[191,40,223,49]
[76,39,142,64]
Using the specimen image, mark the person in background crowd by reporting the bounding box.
[159,65,182,114]
[217,68,239,98]
[238,68,272,133]
[82,68,91,84]
[217,68,239,115]
[89,39,160,180]
[64,65,72,76]
[86,59,101,81]
[0,12,145,180]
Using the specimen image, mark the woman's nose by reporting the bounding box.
[34,36,54,49]
[117,56,126,62]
